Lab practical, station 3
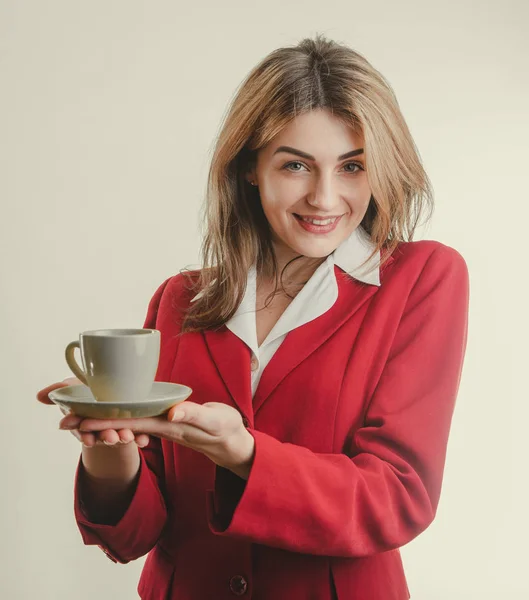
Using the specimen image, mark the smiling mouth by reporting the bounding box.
[291,213,345,235]
[293,214,343,225]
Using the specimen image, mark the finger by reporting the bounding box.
[78,403,209,433]
[69,427,147,447]
[98,429,141,446]
[79,431,97,447]
[78,415,206,448]
[98,429,121,445]
[167,402,232,435]
[37,381,70,405]
[79,419,204,450]
[117,429,135,444]
[78,415,169,436]
[59,414,84,430]
[135,433,150,447]
[37,378,84,405]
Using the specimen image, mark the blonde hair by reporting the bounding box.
[179,33,433,333]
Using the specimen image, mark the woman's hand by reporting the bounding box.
[59,401,256,479]
[37,377,151,448]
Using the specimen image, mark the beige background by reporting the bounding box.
[1,1,528,598]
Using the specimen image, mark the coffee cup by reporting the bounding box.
[65,328,160,403]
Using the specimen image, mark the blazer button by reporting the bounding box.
[229,574,248,595]
[242,416,250,428]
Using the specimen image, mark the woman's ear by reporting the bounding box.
[245,171,257,186]
[245,169,257,186]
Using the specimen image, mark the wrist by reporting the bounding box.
[81,442,140,482]
[222,426,255,480]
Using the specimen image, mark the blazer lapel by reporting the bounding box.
[202,326,254,424]
[252,265,385,415]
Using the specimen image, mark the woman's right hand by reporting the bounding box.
[36,377,151,448]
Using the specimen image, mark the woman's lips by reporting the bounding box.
[293,213,343,234]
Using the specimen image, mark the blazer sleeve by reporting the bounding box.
[206,246,470,557]
[73,276,172,564]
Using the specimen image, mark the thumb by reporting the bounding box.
[36,381,71,405]
[37,377,84,405]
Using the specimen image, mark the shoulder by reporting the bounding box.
[154,268,203,305]
[392,239,467,269]
[144,268,203,330]
[387,239,468,280]
[381,239,469,299]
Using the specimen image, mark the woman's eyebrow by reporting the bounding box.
[273,146,364,161]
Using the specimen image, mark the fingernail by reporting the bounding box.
[59,423,76,430]
[171,410,185,421]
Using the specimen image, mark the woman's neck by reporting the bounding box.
[258,254,326,296]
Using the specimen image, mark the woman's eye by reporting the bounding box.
[284,161,306,172]
[343,162,363,173]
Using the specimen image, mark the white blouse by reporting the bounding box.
[196,226,382,398]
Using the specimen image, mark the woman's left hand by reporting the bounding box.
[58,402,255,480]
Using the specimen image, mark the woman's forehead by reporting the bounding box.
[258,112,364,162]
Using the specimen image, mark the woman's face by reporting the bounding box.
[246,108,372,264]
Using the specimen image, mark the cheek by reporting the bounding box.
[350,184,372,211]
[259,185,296,220]
[360,193,372,211]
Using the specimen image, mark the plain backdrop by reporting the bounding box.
[1,1,528,598]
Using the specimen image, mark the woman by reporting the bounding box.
[37,34,469,599]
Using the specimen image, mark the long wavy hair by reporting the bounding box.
[179,33,434,333]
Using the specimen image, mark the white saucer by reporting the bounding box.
[48,382,193,419]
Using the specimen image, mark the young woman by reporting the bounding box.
[38,34,469,600]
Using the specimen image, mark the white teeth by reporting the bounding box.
[300,216,338,226]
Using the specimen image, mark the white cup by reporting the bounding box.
[65,328,160,403]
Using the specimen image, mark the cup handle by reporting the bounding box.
[65,341,88,385]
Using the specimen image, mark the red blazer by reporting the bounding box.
[73,240,469,600]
